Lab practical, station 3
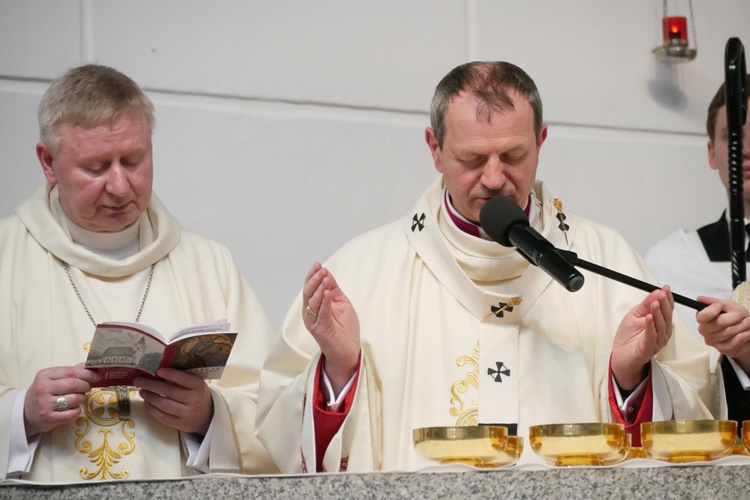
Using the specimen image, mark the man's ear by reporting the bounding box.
[536,123,548,151]
[36,142,58,185]
[707,140,718,171]
[425,127,443,173]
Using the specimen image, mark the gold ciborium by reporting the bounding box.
[741,420,750,455]
[413,425,521,468]
[641,420,736,463]
[529,422,630,466]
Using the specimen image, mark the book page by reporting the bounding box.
[166,319,231,344]
[86,324,168,379]
[163,332,238,379]
[85,321,236,385]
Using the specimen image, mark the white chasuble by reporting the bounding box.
[0,184,278,482]
[257,175,718,473]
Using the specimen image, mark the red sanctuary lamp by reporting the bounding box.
[663,16,688,46]
[653,13,697,62]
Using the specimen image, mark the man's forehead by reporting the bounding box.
[449,88,522,107]
[443,92,533,135]
[57,119,152,156]
[58,111,150,132]
[447,89,530,119]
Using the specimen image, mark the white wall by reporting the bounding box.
[1,0,748,328]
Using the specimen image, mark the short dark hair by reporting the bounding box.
[430,61,543,148]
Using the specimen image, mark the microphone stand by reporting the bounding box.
[724,37,747,289]
[558,250,707,312]
[546,42,743,322]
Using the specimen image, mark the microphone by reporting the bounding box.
[479,196,585,292]
[478,195,708,311]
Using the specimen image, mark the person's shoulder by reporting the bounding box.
[536,183,629,245]
[329,220,404,257]
[0,211,21,227]
[566,212,630,245]
[171,227,235,262]
[178,226,221,244]
[321,219,407,273]
[322,219,412,291]
[561,212,648,267]
[0,214,35,266]
[0,212,26,239]
[646,229,691,255]
[0,188,39,232]
[697,213,724,231]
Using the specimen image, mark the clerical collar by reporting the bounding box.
[443,190,531,240]
[55,198,141,259]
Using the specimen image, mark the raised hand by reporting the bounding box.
[302,262,360,393]
[611,286,674,390]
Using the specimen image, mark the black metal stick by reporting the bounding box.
[559,251,707,311]
[725,37,747,289]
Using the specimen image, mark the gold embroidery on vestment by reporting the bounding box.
[553,198,570,245]
[482,296,522,321]
[506,297,522,308]
[450,343,479,425]
[75,387,137,480]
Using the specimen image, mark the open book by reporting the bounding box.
[85,320,237,387]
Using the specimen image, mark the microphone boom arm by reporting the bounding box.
[559,250,707,311]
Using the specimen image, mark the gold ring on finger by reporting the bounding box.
[305,305,318,320]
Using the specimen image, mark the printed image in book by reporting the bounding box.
[85,320,238,387]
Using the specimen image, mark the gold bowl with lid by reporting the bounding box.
[641,420,736,463]
[741,420,750,455]
[529,422,630,466]
[413,425,521,468]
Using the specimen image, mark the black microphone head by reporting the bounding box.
[479,196,529,246]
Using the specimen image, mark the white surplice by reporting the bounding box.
[645,226,733,340]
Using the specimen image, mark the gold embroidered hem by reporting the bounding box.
[450,344,479,426]
[75,388,137,481]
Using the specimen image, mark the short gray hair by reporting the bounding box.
[38,64,155,153]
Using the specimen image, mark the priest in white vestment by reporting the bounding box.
[645,73,750,425]
[256,61,738,473]
[0,65,278,482]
